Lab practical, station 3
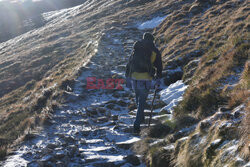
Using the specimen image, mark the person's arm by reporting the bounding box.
[125,53,133,77]
[153,48,163,79]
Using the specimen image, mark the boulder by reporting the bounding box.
[97,107,106,113]
[24,133,39,141]
[112,115,119,121]
[147,147,172,167]
[63,91,78,102]
[220,113,234,120]
[63,136,75,143]
[47,143,57,149]
[153,100,166,109]
[67,145,79,157]
[54,150,65,159]
[160,106,171,114]
[199,120,212,132]
[174,137,189,156]
[205,139,223,159]
[117,100,127,107]
[218,122,238,140]
[97,116,109,122]
[148,123,172,138]
[37,155,54,166]
[175,116,199,129]
[116,142,132,150]
[162,69,183,86]
[106,103,115,109]
[41,148,53,155]
[86,106,98,116]
[233,110,243,119]
[124,154,141,166]
[169,124,196,143]
[55,161,66,167]
[218,107,230,112]
[128,102,137,111]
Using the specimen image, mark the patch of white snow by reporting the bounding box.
[159,80,188,113]
[138,15,168,30]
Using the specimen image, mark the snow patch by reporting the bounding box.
[84,146,112,152]
[116,137,141,145]
[86,155,124,163]
[163,144,175,151]
[243,162,250,167]
[211,139,222,145]
[149,139,165,146]
[138,15,168,30]
[85,139,104,144]
[159,80,188,114]
[167,67,182,75]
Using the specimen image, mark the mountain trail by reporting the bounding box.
[2,23,166,167]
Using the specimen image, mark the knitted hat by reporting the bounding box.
[143,32,154,41]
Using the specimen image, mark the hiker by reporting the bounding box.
[125,32,162,133]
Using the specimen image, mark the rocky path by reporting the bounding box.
[2,26,169,167]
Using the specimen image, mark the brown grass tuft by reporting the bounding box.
[229,61,250,107]
[239,101,250,161]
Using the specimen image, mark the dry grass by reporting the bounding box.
[173,32,249,119]
[0,4,99,159]
[229,61,250,107]
[0,0,181,160]
[236,62,250,161]
[141,0,249,166]
[239,101,250,161]
[0,43,94,159]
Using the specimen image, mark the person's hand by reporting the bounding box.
[125,77,132,89]
[154,79,161,89]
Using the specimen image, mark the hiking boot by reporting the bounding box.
[141,117,145,124]
[133,127,141,134]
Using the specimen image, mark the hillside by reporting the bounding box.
[0,0,249,166]
[134,0,250,166]
[0,0,175,164]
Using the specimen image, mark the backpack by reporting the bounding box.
[125,40,155,78]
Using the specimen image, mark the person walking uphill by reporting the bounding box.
[125,32,162,133]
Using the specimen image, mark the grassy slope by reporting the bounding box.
[0,0,177,160]
[0,0,249,164]
[135,0,249,166]
[154,0,249,122]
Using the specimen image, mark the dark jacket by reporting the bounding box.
[126,39,163,79]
